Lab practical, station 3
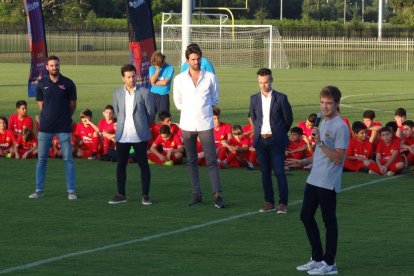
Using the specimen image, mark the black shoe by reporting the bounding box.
[214,196,226,208]
[100,154,109,161]
[188,193,202,206]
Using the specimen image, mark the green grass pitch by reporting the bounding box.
[0,64,413,275]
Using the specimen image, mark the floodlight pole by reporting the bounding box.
[182,0,192,64]
[378,0,383,41]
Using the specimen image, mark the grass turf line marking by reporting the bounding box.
[0,175,405,274]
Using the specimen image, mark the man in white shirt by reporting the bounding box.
[173,45,225,208]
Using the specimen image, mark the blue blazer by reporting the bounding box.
[249,89,293,149]
[112,85,156,142]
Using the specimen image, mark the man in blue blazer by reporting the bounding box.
[249,68,293,214]
[108,64,156,205]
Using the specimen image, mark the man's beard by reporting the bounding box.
[48,69,59,77]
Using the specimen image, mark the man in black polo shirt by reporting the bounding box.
[29,55,78,200]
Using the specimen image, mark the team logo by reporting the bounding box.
[26,1,40,12]
[58,84,66,90]
[129,0,144,9]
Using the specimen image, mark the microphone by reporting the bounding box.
[312,113,322,137]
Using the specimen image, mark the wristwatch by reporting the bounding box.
[317,141,324,148]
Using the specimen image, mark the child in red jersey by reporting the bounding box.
[362,110,382,144]
[213,107,232,152]
[0,116,15,158]
[285,127,308,170]
[148,125,184,165]
[394,107,407,139]
[367,127,404,176]
[217,125,252,169]
[401,120,414,166]
[98,105,116,158]
[196,137,206,166]
[14,128,38,159]
[151,111,180,140]
[298,113,317,148]
[344,121,374,172]
[74,109,101,159]
[8,100,34,138]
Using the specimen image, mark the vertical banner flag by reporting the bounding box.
[23,0,48,97]
[126,0,156,89]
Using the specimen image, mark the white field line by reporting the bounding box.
[0,175,405,274]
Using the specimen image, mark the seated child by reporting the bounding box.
[48,136,62,158]
[401,120,414,166]
[298,113,317,148]
[242,113,254,140]
[213,107,232,152]
[151,111,180,140]
[14,127,38,159]
[394,107,407,139]
[285,127,308,170]
[362,110,382,144]
[148,125,184,165]
[344,121,374,172]
[8,100,34,138]
[217,125,252,169]
[0,116,15,158]
[98,105,116,158]
[367,127,404,176]
[196,137,206,166]
[74,109,101,159]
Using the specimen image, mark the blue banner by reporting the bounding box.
[23,0,48,97]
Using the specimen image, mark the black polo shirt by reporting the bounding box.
[36,74,77,133]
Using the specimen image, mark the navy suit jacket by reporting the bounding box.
[249,89,293,149]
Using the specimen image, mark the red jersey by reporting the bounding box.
[403,136,414,146]
[153,134,182,151]
[228,137,249,148]
[152,123,179,139]
[75,123,96,146]
[376,138,401,163]
[8,114,34,138]
[214,122,231,148]
[16,134,37,150]
[98,118,116,134]
[286,140,308,159]
[365,121,382,139]
[298,121,313,139]
[0,130,15,150]
[346,137,372,160]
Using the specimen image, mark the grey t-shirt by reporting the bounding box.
[307,115,349,192]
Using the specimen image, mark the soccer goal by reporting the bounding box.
[161,13,290,69]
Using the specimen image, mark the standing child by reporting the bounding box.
[217,125,252,169]
[14,127,38,159]
[74,109,101,160]
[0,116,15,158]
[285,127,308,170]
[344,121,374,172]
[98,105,116,159]
[8,100,34,138]
[148,125,184,165]
[367,127,404,176]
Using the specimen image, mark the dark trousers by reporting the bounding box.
[300,183,338,265]
[154,94,170,114]
[116,141,150,196]
[255,137,288,205]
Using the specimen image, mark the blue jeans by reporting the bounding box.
[36,132,76,192]
[255,137,288,205]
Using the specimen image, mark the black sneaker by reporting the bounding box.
[214,196,226,208]
[188,193,202,206]
[108,194,127,204]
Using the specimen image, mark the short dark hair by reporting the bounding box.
[381,126,391,134]
[213,107,221,117]
[0,116,8,128]
[402,120,414,128]
[46,55,60,63]
[256,68,273,80]
[16,100,27,109]
[363,110,376,120]
[103,104,114,111]
[231,125,243,135]
[160,125,171,135]
[320,86,342,103]
[121,64,136,76]
[158,111,171,121]
[80,108,93,118]
[290,126,303,135]
[307,113,317,123]
[185,44,202,59]
[351,121,367,134]
[385,121,398,134]
[395,107,407,117]
[22,127,34,141]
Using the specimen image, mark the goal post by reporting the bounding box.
[161,14,290,69]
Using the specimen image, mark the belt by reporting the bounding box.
[260,134,273,139]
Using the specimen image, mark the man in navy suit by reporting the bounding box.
[249,68,293,214]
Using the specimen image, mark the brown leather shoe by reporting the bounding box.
[259,202,275,212]
[276,203,287,214]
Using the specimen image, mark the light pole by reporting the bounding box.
[280,0,283,20]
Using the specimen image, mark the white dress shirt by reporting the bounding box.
[173,70,219,131]
[261,90,273,135]
[119,87,139,143]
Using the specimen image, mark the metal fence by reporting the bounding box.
[1,31,413,71]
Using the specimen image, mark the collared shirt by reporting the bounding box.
[260,90,273,135]
[119,87,139,143]
[173,69,219,131]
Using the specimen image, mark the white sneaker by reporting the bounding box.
[386,171,395,176]
[296,258,320,271]
[307,261,338,275]
[68,192,78,200]
[28,191,43,199]
[368,170,378,175]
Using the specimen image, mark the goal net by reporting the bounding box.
[161,14,290,69]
